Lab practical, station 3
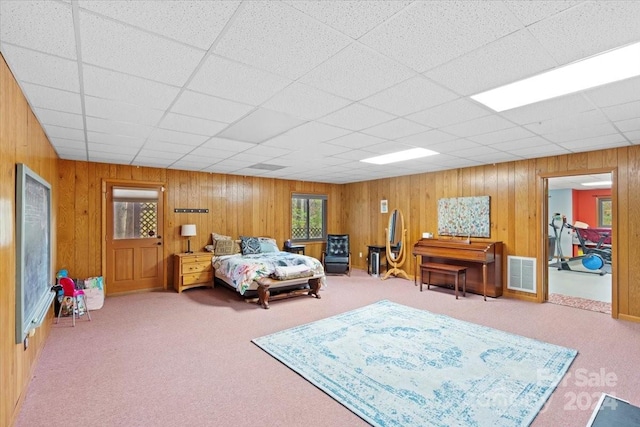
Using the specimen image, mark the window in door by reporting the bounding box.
[112,188,159,239]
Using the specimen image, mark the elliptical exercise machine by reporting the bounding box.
[549,213,608,275]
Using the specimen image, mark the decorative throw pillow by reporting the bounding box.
[240,236,261,255]
[258,237,279,253]
[214,239,235,256]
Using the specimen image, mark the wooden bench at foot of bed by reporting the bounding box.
[255,275,323,309]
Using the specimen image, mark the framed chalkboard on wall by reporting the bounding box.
[15,163,55,344]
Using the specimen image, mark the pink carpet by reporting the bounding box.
[15,269,640,426]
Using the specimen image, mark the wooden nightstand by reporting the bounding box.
[173,252,213,293]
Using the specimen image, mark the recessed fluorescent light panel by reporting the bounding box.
[581,180,612,187]
[361,148,438,165]
[471,42,640,112]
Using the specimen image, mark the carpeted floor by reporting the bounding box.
[14,269,640,427]
[548,293,612,314]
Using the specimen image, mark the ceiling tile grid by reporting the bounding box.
[0,0,637,184]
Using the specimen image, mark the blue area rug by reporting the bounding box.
[252,300,577,427]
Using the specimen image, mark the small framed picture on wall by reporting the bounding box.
[380,200,388,214]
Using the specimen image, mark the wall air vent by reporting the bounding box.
[507,256,536,293]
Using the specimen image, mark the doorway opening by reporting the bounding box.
[542,171,615,315]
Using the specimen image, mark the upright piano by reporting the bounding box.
[412,239,503,298]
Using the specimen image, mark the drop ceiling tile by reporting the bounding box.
[524,109,610,135]
[440,115,515,138]
[362,118,429,139]
[504,1,582,26]
[82,65,181,109]
[85,117,153,139]
[624,130,640,144]
[138,142,192,155]
[77,0,240,50]
[428,139,482,154]
[361,141,415,155]
[171,90,254,123]
[188,55,292,106]
[262,83,351,121]
[468,126,536,145]
[217,108,305,143]
[489,136,552,151]
[185,146,234,161]
[277,142,351,158]
[227,151,269,164]
[49,137,86,149]
[79,11,205,86]
[264,122,351,149]
[1,45,79,91]
[360,1,522,72]
[34,108,84,129]
[87,141,141,156]
[88,151,135,163]
[20,83,82,113]
[87,131,145,148]
[325,132,386,149]
[507,143,570,157]
[84,96,165,126]
[147,128,209,146]
[284,1,411,39]
[199,138,256,154]
[213,1,351,80]
[331,149,380,162]
[406,98,491,128]
[558,133,629,151]
[300,44,414,101]
[0,0,76,58]
[318,103,395,131]
[615,118,640,133]
[602,101,640,122]
[158,113,227,137]
[465,151,524,164]
[43,124,85,141]
[544,123,619,143]
[361,76,458,116]
[425,29,557,96]
[584,76,640,108]
[240,144,291,159]
[396,130,458,148]
[168,157,214,170]
[133,157,174,168]
[527,1,640,65]
[55,146,87,159]
[500,93,594,125]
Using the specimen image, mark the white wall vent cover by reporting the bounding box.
[507,256,536,293]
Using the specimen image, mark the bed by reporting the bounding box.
[210,235,325,309]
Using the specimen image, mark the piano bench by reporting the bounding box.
[420,262,467,299]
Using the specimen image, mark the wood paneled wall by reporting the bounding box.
[0,55,59,427]
[343,148,640,321]
[56,161,346,292]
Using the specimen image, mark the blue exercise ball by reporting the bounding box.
[582,254,604,270]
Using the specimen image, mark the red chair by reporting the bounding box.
[56,277,92,326]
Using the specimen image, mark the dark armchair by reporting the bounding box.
[322,234,351,276]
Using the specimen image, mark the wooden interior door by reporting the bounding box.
[105,182,164,294]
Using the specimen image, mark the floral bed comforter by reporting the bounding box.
[212,252,325,295]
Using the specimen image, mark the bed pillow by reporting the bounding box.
[258,237,279,253]
[240,236,261,255]
[214,239,235,256]
[211,232,235,255]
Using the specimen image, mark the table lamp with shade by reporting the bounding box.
[181,224,197,253]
